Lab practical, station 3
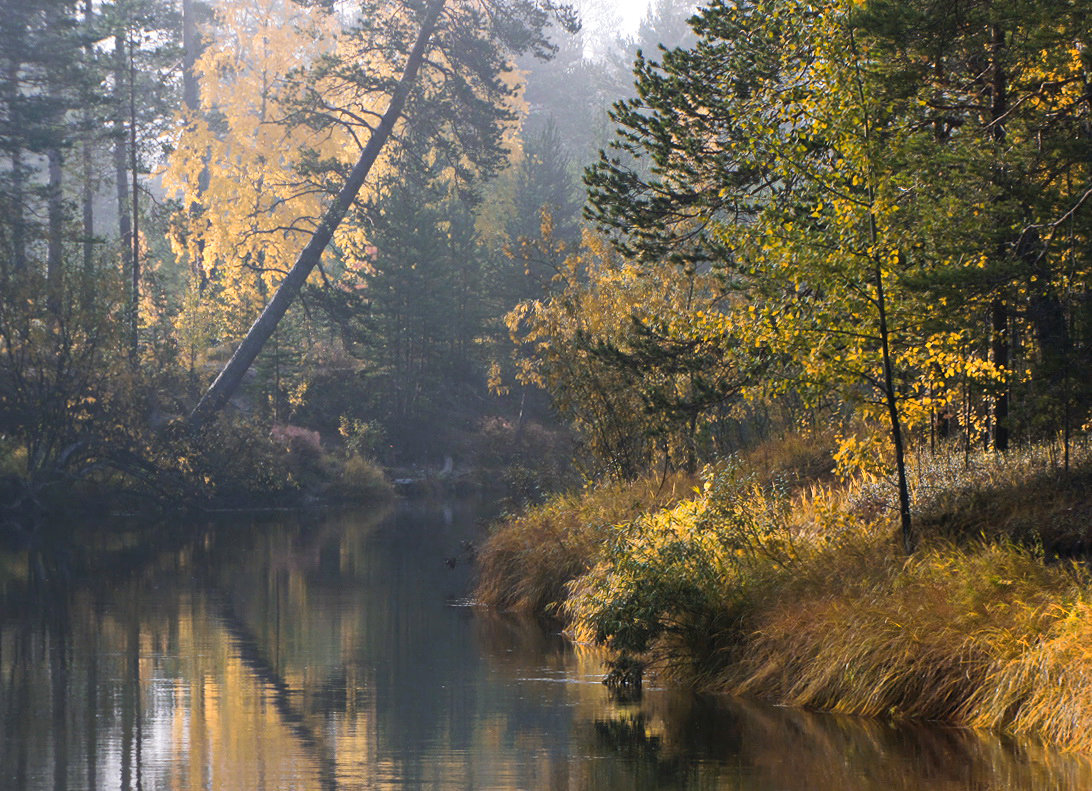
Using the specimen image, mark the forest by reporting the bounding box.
[0,0,1086,516]
[0,0,696,514]
[2,0,1092,756]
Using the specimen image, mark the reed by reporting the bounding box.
[733,540,1081,703]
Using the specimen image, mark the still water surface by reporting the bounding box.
[2,500,1091,790]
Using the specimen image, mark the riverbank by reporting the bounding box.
[0,413,572,533]
[475,437,1092,752]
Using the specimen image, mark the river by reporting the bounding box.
[1,499,1090,790]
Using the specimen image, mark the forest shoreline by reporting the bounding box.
[0,415,571,542]
[475,435,1092,753]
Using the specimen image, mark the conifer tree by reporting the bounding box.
[185,0,577,429]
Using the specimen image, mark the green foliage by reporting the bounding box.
[0,266,144,500]
[349,146,490,457]
[565,462,795,679]
[566,0,1092,526]
[506,229,752,477]
[338,416,386,459]
[328,454,393,503]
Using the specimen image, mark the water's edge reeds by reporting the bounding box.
[475,438,1092,752]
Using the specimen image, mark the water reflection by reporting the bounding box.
[2,501,1091,790]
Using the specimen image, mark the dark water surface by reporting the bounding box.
[2,500,1090,791]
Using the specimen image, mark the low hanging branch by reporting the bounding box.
[187,0,446,431]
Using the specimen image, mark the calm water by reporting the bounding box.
[2,500,1090,791]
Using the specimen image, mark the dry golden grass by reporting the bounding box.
[474,471,695,616]
[711,444,1092,751]
[740,429,837,489]
[477,435,1092,751]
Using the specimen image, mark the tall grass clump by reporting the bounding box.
[733,541,1085,713]
[474,471,695,616]
[556,442,1092,751]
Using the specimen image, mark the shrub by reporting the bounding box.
[271,423,323,459]
[0,439,27,478]
[565,462,795,682]
[328,454,393,502]
[474,472,695,616]
[338,416,385,458]
[164,416,296,502]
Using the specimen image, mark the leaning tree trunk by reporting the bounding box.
[187,0,446,430]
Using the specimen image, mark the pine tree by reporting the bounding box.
[185,0,577,429]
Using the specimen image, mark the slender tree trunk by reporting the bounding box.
[182,0,200,112]
[82,144,94,278]
[990,299,1009,451]
[44,0,67,313]
[875,262,914,554]
[989,22,1010,452]
[82,0,95,283]
[7,60,26,274]
[8,149,27,276]
[113,34,133,304]
[188,0,447,429]
[129,35,140,362]
[47,146,64,313]
[847,25,914,551]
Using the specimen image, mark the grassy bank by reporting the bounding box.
[475,438,1092,752]
[475,471,697,617]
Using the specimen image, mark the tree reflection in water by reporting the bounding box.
[2,502,1091,791]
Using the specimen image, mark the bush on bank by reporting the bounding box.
[477,438,1092,751]
[474,471,696,617]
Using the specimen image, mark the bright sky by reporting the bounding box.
[615,0,652,33]
[574,0,653,57]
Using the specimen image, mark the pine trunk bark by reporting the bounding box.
[989,23,1010,452]
[47,146,64,312]
[82,0,94,282]
[7,59,26,275]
